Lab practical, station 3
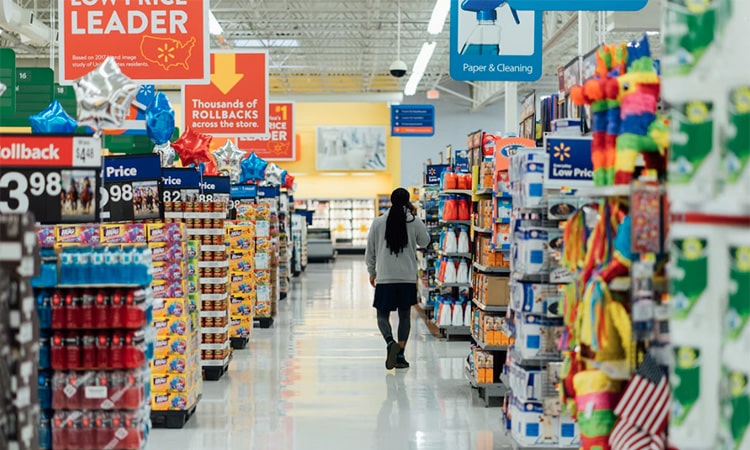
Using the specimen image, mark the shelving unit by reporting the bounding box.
[376,193,391,216]
[299,198,376,252]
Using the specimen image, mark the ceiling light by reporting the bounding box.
[427,0,450,35]
[404,41,437,96]
[208,11,223,35]
[233,39,300,48]
[646,31,660,36]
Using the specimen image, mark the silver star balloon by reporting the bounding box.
[211,140,245,184]
[264,163,285,185]
[0,82,6,96]
[153,142,176,168]
[73,57,139,131]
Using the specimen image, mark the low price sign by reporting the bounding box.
[161,167,200,204]
[101,154,162,222]
[183,51,269,137]
[0,135,101,224]
[543,136,594,189]
[199,176,231,203]
[237,102,295,160]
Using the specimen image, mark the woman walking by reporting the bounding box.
[366,188,431,370]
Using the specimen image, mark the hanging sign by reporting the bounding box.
[0,135,102,224]
[450,1,543,82]
[101,154,162,222]
[230,184,257,200]
[237,102,295,160]
[507,0,647,11]
[391,105,435,137]
[58,0,209,83]
[183,51,269,137]
[257,186,280,199]
[425,164,449,185]
[543,135,594,188]
[161,167,200,204]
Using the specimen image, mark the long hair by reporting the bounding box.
[385,188,410,255]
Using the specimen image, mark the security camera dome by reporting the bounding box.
[390,60,408,78]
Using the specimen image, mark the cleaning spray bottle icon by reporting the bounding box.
[459,0,521,56]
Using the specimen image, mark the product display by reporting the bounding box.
[302,198,375,250]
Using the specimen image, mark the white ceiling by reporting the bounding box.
[1,1,657,105]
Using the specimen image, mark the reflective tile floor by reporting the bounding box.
[148,256,514,450]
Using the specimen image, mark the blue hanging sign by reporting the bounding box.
[453,149,471,173]
[200,176,231,195]
[161,167,200,204]
[391,105,435,137]
[425,164,449,185]
[231,184,258,199]
[507,0,647,11]
[450,0,543,82]
[543,135,594,188]
[257,185,281,198]
[101,154,162,222]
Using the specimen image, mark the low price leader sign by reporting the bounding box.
[58,0,209,83]
[183,51,269,137]
[237,102,296,160]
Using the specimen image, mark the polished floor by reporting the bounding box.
[148,256,513,450]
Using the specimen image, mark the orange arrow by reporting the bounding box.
[211,53,244,95]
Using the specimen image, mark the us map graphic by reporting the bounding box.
[140,36,197,71]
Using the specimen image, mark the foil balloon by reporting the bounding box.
[239,152,269,184]
[73,57,139,131]
[153,142,176,168]
[282,172,295,190]
[172,127,212,167]
[145,92,175,145]
[264,163,285,185]
[29,100,78,134]
[211,140,245,184]
[0,82,6,96]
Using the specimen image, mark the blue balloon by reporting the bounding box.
[239,152,269,184]
[280,170,288,185]
[145,92,175,145]
[29,100,77,134]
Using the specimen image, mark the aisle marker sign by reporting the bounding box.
[183,51,269,137]
[543,135,594,189]
[237,102,296,160]
[391,105,435,137]
[58,0,209,84]
[507,0,647,10]
[0,134,102,224]
[101,154,162,222]
[449,0,543,82]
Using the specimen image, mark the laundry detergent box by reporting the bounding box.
[510,397,559,447]
[558,412,580,447]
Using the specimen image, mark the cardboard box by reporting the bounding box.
[484,277,510,306]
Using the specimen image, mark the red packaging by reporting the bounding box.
[52,371,68,409]
[96,333,110,369]
[110,291,125,329]
[90,372,110,410]
[121,411,143,450]
[124,290,146,329]
[81,334,97,370]
[80,290,96,329]
[458,198,471,221]
[94,412,111,449]
[65,291,82,329]
[65,333,81,370]
[51,291,66,329]
[110,332,124,369]
[124,331,145,369]
[51,332,66,370]
[94,291,109,329]
[443,169,457,189]
[80,412,96,450]
[65,412,82,450]
[122,371,142,409]
[65,373,81,410]
[52,413,68,450]
[443,198,458,221]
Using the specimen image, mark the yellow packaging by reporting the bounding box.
[153,316,189,338]
[153,334,192,359]
[254,269,270,285]
[147,222,186,243]
[255,237,272,252]
[229,251,255,272]
[229,316,252,339]
[235,205,256,221]
[226,226,255,251]
[151,373,193,393]
[153,298,189,320]
[229,295,253,316]
[151,392,193,411]
[151,353,189,375]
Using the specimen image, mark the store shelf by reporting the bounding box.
[440,189,473,196]
[473,226,493,234]
[437,281,472,289]
[465,365,508,390]
[439,251,473,259]
[575,185,632,197]
[608,276,668,292]
[511,441,578,450]
[472,332,508,352]
[495,217,511,224]
[472,262,510,274]
[497,193,512,200]
[438,325,471,337]
[509,348,561,367]
[471,297,508,313]
[440,220,472,226]
[474,187,493,195]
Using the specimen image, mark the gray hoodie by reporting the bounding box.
[365,210,431,284]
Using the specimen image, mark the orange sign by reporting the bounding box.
[183,51,269,137]
[237,103,295,161]
[58,0,209,84]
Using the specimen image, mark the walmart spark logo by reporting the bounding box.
[428,168,436,176]
[553,143,571,161]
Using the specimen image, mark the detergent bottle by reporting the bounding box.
[459,0,520,56]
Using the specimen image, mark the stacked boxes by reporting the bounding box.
[477,200,493,229]
[476,235,511,268]
[472,272,510,307]
[239,205,273,320]
[471,310,513,348]
[0,213,41,450]
[226,223,255,339]
[468,348,496,385]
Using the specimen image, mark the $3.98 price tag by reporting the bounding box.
[0,135,102,224]
[101,154,162,222]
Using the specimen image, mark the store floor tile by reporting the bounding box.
[148,256,514,450]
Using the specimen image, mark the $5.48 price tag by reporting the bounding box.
[0,135,102,224]
[101,154,162,222]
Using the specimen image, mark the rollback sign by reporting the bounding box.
[0,135,102,224]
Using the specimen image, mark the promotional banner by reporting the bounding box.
[237,102,295,160]
[508,0,647,10]
[543,136,594,188]
[101,154,162,222]
[0,135,102,224]
[161,167,200,204]
[230,184,258,200]
[450,0,543,82]
[183,51,269,137]
[391,105,435,137]
[425,164,449,185]
[58,0,209,83]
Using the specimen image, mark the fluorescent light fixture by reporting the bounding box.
[320,172,348,177]
[646,31,660,36]
[404,41,436,96]
[427,0,450,35]
[208,11,223,35]
[233,39,300,48]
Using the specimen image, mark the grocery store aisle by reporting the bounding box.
[148,256,512,450]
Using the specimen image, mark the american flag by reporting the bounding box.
[609,354,670,450]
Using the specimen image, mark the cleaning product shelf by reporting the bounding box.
[439,252,473,259]
[473,226,493,234]
[471,297,508,313]
[440,220,472,226]
[440,189,473,196]
[472,262,510,274]
[474,187,493,195]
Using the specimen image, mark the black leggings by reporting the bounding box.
[376,308,411,344]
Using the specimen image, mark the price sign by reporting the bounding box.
[101,154,162,222]
[0,135,102,224]
[199,176,231,203]
[161,168,200,204]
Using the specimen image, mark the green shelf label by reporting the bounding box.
[0,48,17,117]
[4,67,54,127]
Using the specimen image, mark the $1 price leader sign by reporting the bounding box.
[0,134,102,224]
[101,154,162,222]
